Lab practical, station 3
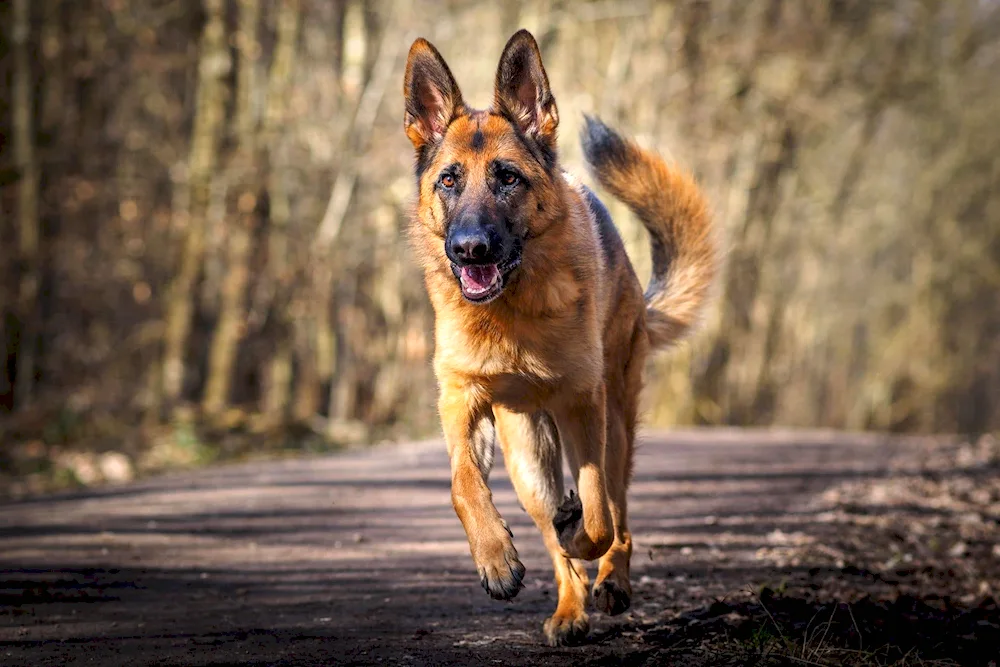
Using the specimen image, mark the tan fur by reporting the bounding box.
[402,31,718,646]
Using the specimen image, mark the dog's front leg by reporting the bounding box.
[552,384,614,561]
[439,380,525,600]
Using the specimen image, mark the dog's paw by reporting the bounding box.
[553,491,611,560]
[475,539,525,601]
[593,578,632,616]
[553,490,583,550]
[543,611,590,647]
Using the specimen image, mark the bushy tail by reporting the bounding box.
[581,116,718,350]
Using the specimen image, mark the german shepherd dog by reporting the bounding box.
[403,29,717,646]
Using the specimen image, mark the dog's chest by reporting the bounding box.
[436,315,597,409]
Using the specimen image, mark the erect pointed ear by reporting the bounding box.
[493,30,559,148]
[403,38,464,152]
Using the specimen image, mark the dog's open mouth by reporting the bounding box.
[453,255,520,304]
[459,264,501,301]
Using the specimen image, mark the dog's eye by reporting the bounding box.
[500,171,519,187]
[440,174,455,189]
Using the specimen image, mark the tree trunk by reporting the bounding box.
[260,0,302,425]
[160,0,230,411]
[203,0,262,416]
[11,0,41,408]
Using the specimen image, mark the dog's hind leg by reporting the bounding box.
[592,408,634,615]
[593,330,645,616]
[493,407,590,647]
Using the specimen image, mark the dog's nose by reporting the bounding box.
[450,228,491,262]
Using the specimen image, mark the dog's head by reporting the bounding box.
[403,30,561,304]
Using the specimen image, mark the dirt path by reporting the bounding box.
[0,429,992,666]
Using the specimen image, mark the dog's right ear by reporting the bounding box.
[403,38,464,152]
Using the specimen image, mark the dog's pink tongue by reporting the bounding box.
[460,264,499,292]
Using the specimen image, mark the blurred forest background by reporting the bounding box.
[1,0,999,489]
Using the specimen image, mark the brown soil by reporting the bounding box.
[1,429,997,666]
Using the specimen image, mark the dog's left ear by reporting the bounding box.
[493,30,559,148]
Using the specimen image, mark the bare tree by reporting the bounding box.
[11,0,40,407]
[160,0,230,412]
[259,0,303,425]
[203,0,262,416]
